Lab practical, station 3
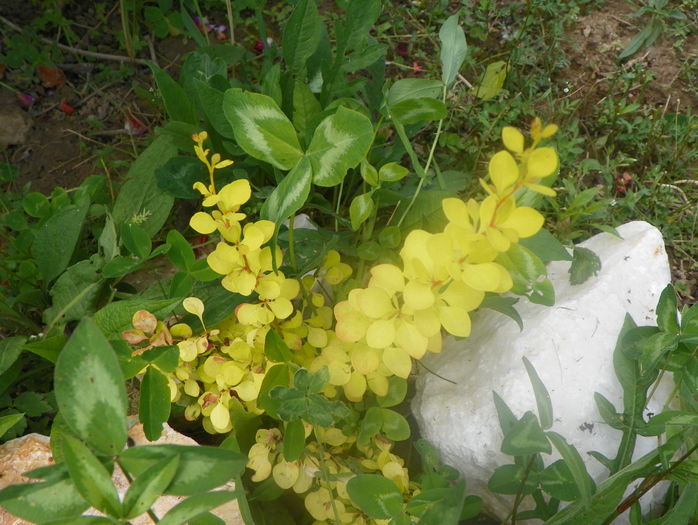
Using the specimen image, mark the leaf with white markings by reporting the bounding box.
[223,90,303,170]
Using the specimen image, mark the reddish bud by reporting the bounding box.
[58,99,74,115]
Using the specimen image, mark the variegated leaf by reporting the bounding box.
[306,106,373,187]
[223,89,304,170]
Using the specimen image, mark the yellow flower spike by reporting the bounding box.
[273,460,300,489]
[382,346,412,378]
[527,147,559,179]
[488,150,520,195]
[502,126,525,154]
[210,153,221,166]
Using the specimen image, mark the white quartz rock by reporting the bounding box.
[412,221,674,523]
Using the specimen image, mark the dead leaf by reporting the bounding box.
[37,65,66,88]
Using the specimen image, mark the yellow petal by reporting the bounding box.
[440,280,485,312]
[366,319,395,349]
[439,306,472,337]
[367,372,389,397]
[382,347,412,378]
[350,345,380,375]
[500,206,544,238]
[221,362,245,386]
[343,372,367,402]
[541,123,558,138]
[413,308,441,338]
[394,321,428,359]
[218,179,252,211]
[442,197,471,228]
[269,297,294,320]
[210,402,230,431]
[527,147,558,179]
[369,264,405,295]
[207,242,240,275]
[190,212,217,234]
[502,126,524,154]
[488,150,519,194]
[403,280,435,310]
[273,460,300,490]
[356,287,394,319]
[460,262,503,291]
[525,183,557,196]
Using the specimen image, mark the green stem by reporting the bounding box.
[313,429,343,524]
[288,213,297,271]
[508,454,537,525]
[334,181,344,232]
[118,461,160,523]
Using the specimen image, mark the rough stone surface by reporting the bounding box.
[0,423,243,525]
[0,104,31,146]
[412,221,674,523]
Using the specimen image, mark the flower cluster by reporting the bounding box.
[122,121,559,524]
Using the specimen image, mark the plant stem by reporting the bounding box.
[288,214,297,271]
[313,428,343,524]
[509,454,536,525]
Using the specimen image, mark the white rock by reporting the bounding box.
[412,221,674,523]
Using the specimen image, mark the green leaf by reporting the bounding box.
[0,412,25,438]
[0,478,89,522]
[61,433,122,516]
[223,89,303,170]
[480,295,523,330]
[99,214,118,262]
[282,0,322,72]
[488,464,537,494]
[118,445,246,496]
[43,517,119,524]
[569,246,602,285]
[43,260,104,326]
[31,202,88,283]
[122,455,180,519]
[380,408,410,441]
[264,329,294,363]
[522,357,553,430]
[639,331,679,373]
[306,106,374,187]
[346,474,403,519]
[121,223,152,259]
[155,156,207,199]
[140,366,172,441]
[439,14,467,89]
[618,24,653,60]
[292,81,322,139]
[655,284,679,333]
[93,298,182,338]
[166,230,196,271]
[283,418,306,462]
[519,228,573,263]
[349,192,373,230]
[358,406,383,447]
[260,156,313,225]
[158,491,238,525]
[23,192,51,218]
[141,345,180,373]
[538,459,580,501]
[390,98,447,124]
[546,431,596,503]
[501,411,551,456]
[360,159,379,186]
[378,162,409,183]
[149,63,196,124]
[594,392,624,430]
[376,376,407,408]
[387,79,442,106]
[112,136,178,237]
[14,391,53,417]
[474,60,508,100]
[0,336,25,375]
[492,391,518,435]
[54,318,128,455]
[407,482,467,524]
[22,335,65,364]
[647,483,698,525]
[193,79,234,139]
[257,364,294,419]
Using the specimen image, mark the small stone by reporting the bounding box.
[0,104,31,146]
[412,221,674,524]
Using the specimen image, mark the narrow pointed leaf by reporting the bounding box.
[655,284,679,333]
[122,455,180,519]
[546,431,596,504]
[522,357,553,429]
[260,156,312,225]
[140,366,172,441]
[159,491,238,525]
[283,419,306,462]
[501,411,551,455]
[282,0,322,72]
[61,434,121,516]
[0,478,89,522]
